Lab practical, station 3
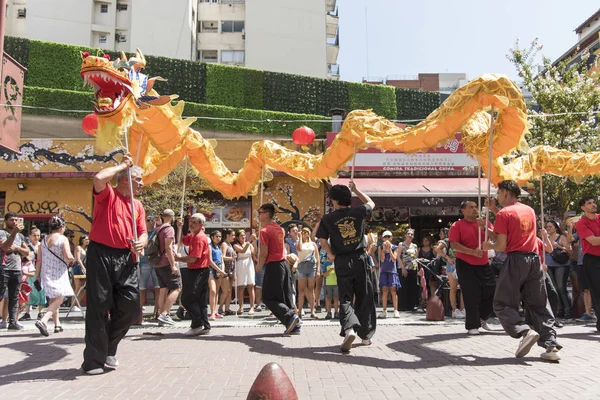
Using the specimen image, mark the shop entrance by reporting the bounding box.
[410,215,457,242]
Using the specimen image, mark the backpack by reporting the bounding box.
[146,225,169,266]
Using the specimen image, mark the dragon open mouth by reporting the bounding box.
[81,70,133,115]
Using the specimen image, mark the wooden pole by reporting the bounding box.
[122,131,138,245]
[484,106,494,243]
[540,174,545,260]
[179,153,188,220]
[478,163,482,249]
[350,141,357,184]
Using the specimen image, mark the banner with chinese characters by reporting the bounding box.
[199,201,252,228]
[326,132,478,171]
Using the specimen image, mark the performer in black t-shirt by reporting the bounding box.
[317,182,376,353]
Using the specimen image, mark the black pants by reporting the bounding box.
[262,260,295,327]
[398,269,419,311]
[0,267,21,324]
[547,265,572,317]
[583,254,600,331]
[82,241,139,371]
[456,259,496,330]
[181,268,210,330]
[335,252,376,340]
[493,252,559,349]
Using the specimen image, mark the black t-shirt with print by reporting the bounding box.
[316,204,372,255]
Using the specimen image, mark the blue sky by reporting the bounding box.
[337,0,599,82]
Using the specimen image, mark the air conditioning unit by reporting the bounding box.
[117,3,128,11]
[242,34,245,40]
[115,34,127,43]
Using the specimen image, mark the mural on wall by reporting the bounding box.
[61,205,93,235]
[253,178,323,229]
[0,139,122,172]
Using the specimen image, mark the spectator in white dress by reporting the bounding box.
[234,229,256,315]
[34,216,75,336]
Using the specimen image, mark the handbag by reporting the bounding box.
[550,247,570,265]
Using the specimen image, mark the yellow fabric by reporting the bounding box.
[81,54,597,198]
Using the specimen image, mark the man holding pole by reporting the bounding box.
[317,182,376,353]
[82,154,148,375]
[482,180,561,362]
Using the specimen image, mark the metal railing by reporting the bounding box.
[328,64,340,76]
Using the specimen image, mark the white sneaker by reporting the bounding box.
[480,319,493,331]
[105,356,119,367]
[467,329,480,335]
[452,310,464,319]
[184,327,205,336]
[393,311,400,318]
[0,321,7,329]
[540,348,561,362]
[84,368,104,375]
[361,338,372,346]
[340,330,357,352]
[515,329,540,358]
[72,306,82,312]
[378,311,387,319]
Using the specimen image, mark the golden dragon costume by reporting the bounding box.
[80,49,598,198]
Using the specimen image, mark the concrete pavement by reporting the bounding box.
[1,309,599,399]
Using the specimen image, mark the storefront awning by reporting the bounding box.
[330,178,500,198]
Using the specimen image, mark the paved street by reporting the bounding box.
[1,309,599,399]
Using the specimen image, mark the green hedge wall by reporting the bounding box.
[6,36,442,121]
[396,88,440,121]
[22,86,330,137]
[205,63,262,109]
[348,82,397,120]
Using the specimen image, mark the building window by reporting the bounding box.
[221,20,244,33]
[116,34,127,43]
[100,4,108,13]
[99,34,107,44]
[221,50,244,63]
[199,0,219,3]
[17,8,26,18]
[200,21,218,33]
[117,3,128,11]
[198,50,218,62]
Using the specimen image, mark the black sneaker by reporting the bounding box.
[35,320,49,337]
[8,322,24,331]
[20,313,31,321]
[176,307,185,320]
[334,312,339,319]
[315,306,322,313]
[325,312,332,319]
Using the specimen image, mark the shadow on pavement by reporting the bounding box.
[0,337,82,386]
[190,331,537,369]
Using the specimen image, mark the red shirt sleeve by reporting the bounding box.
[448,222,460,243]
[260,229,269,247]
[494,211,508,235]
[576,219,594,240]
[94,184,112,202]
[182,234,191,247]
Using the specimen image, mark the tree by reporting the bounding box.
[507,39,600,219]
[138,162,221,217]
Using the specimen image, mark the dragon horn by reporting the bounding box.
[136,48,147,68]
[120,51,127,62]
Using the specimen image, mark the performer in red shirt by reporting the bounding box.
[175,213,217,336]
[256,203,299,335]
[483,180,561,362]
[82,154,148,375]
[575,195,600,332]
[449,200,496,335]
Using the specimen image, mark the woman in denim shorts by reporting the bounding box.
[296,227,320,318]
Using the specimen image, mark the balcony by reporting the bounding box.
[325,0,337,13]
[326,13,338,38]
[328,63,340,80]
[327,43,339,65]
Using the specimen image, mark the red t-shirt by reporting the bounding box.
[182,231,209,269]
[449,219,491,265]
[89,185,147,250]
[575,214,600,257]
[260,223,285,263]
[493,202,537,253]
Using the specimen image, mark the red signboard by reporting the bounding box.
[0,52,26,154]
[326,131,478,171]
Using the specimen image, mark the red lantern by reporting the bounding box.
[82,113,98,137]
[292,126,315,147]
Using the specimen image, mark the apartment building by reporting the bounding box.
[4,0,339,79]
[363,73,469,95]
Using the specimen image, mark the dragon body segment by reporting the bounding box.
[80,50,598,198]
